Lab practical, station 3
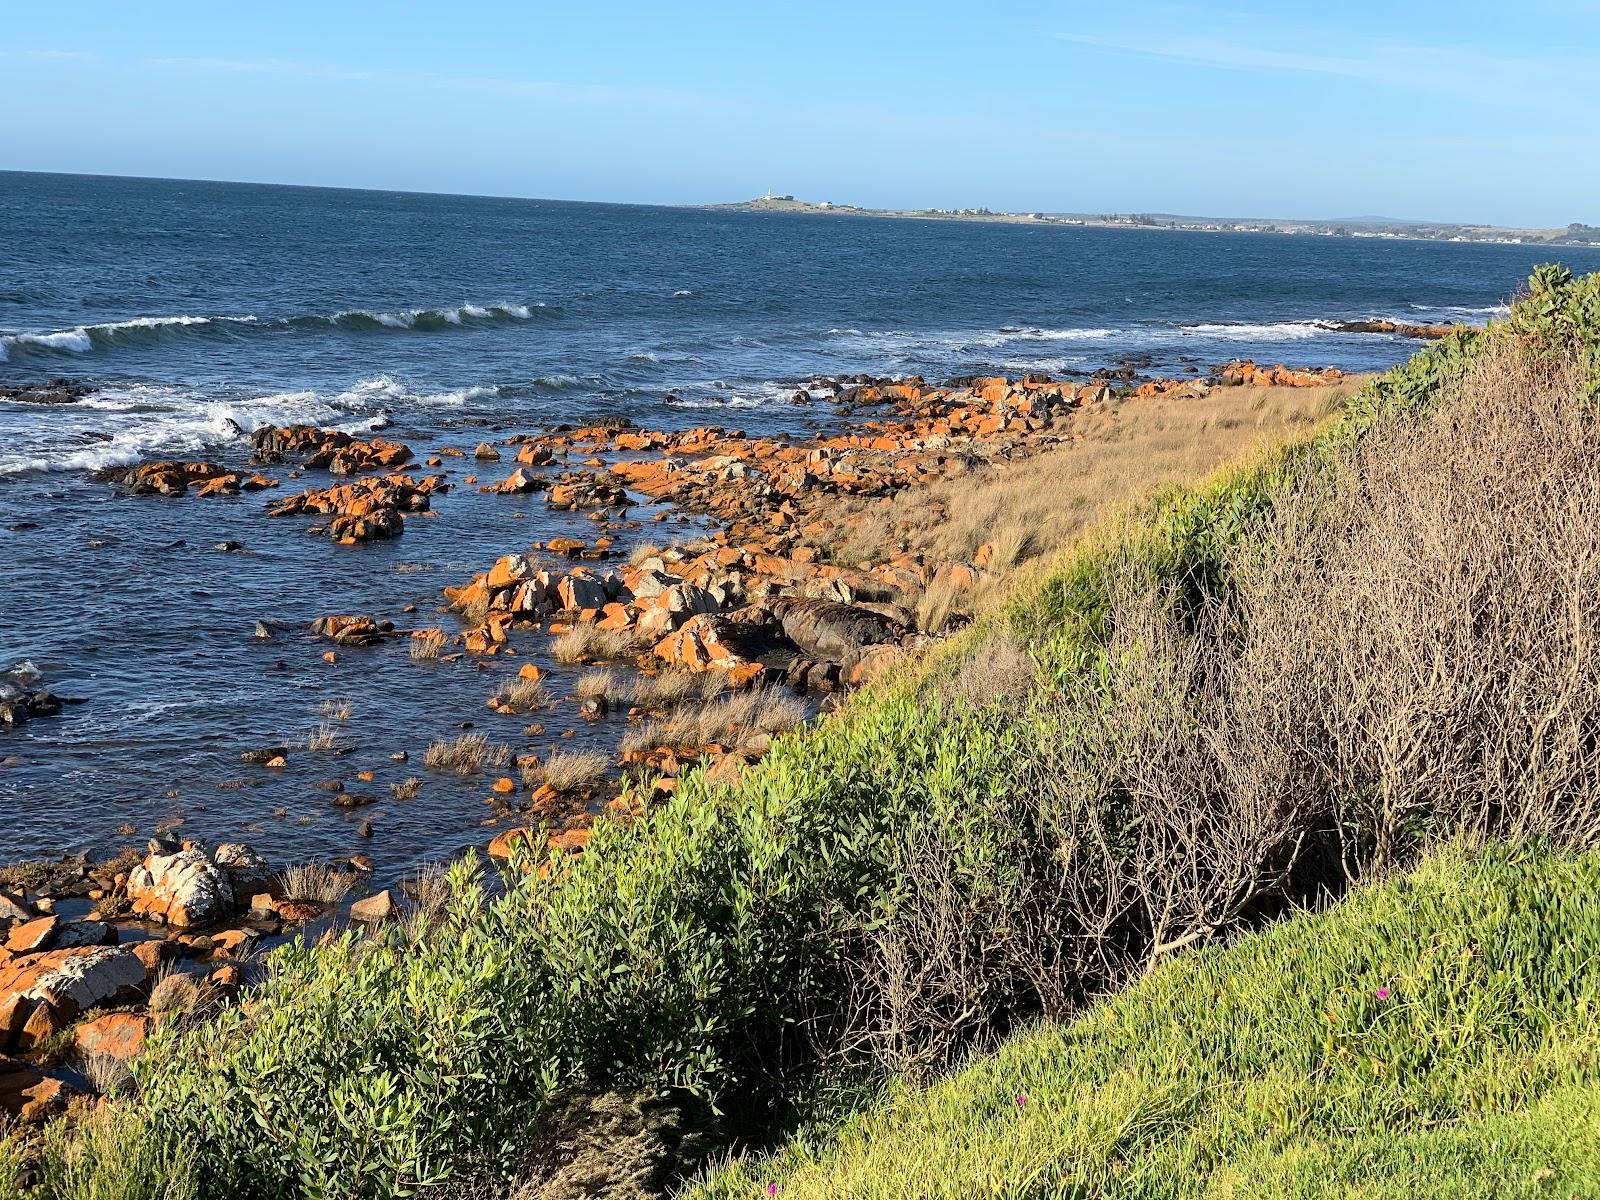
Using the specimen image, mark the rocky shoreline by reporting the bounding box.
[0,355,1359,1124]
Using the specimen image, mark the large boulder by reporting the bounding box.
[127,848,233,927]
[0,946,147,1050]
[774,598,902,667]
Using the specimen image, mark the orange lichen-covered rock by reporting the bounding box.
[266,473,444,543]
[112,460,232,496]
[0,946,146,1051]
[1217,360,1345,388]
[0,1056,72,1124]
[74,1012,151,1061]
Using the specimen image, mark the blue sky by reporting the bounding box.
[4,2,1595,225]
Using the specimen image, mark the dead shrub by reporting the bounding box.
[838,342,1600,1077]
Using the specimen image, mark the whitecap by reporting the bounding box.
[1180,321,1327,341]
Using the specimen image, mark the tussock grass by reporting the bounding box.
[552,626,649,665]
[277,863,357,905]
[79,1052,136,1099]
[318,698,352,722]
[495,676,552,713]
[409,629,449,661]
[389,777,422,801]
[629,669,725,709]
[912,576,965,634]
[622,687,806,757]
[304,723,339,751]
[147,966,206,1016]
[574,669,618,702]
[424,732,511,774]
[525,749,609,793]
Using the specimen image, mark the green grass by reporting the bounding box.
[690,844,1600,1199]
[10,267,1600,1199]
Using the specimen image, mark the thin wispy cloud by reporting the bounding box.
[1053,28,1577,105]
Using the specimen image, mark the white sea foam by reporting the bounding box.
[666,396,765,410]
[1180,320,1327,340]
[0,374,479,477]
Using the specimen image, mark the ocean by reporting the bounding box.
[4,169,1597,877]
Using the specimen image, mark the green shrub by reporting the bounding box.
[16,268,1600,1200]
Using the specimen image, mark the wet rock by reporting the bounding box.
[0,379,93,407]
[0,661,68,730]
[310,614,395,647]
[266,472,445,543]
[110,460,231,497]
[239,746,290,765]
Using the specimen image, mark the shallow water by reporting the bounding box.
[4,170,1599,879]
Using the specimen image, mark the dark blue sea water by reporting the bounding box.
[4,169,1598,879]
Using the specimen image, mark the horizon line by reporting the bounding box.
[0,166,1583,234]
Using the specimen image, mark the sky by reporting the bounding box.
[3,2,1596,226]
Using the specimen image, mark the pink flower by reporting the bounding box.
[766,1186,779,1197]
[1375,987,1391,1000]
[1015,1094,1028,1108]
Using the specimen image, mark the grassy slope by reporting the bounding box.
[691,845,1600,1199]
[12,269,1600,1198]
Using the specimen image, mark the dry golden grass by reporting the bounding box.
[621,688,807,757]
[575,670,618,701]
[146,966,207,1016]
[629,670,725,709]
[552,626,652,665]
[409,629,449,661]
[305,723,339,751]
[389,777,422,801]
[496,676,552,713]
[279,863,358,904]
[424,732,511,775]
[871,379,1365,576]
[526,750,610,793]
[913,576,967,634]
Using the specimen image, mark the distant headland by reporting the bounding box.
[705,194,1600,247]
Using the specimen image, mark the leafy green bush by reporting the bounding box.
[13,267,1600,1199]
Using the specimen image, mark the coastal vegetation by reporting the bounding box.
[3,266,1600,1198]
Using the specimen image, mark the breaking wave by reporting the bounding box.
[1178,320,1328,340]
[0,303,555,361]
[0,375,497,477]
